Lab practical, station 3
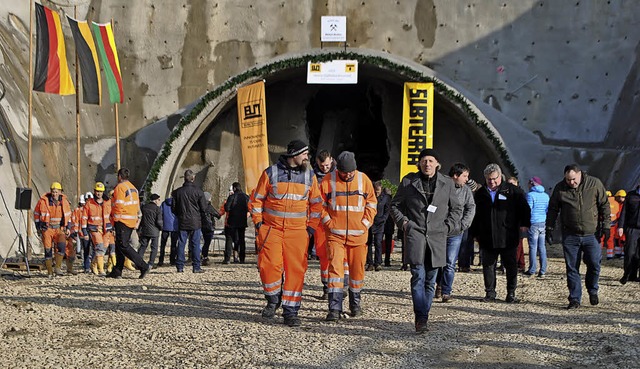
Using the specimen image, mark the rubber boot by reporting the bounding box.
[349,290,362,317]
[54,254,64,276]
[96,255,106,277]
[66,258,78,275]
[124,258,136,271]
[106,254,116,273]
[45,259,54,277]
[91,259,99,275]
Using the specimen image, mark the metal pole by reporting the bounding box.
[27,0,34,243]
[112,18,120,171]
[75,5,81,201]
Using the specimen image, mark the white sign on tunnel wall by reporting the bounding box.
[307,60,358,84]
[321,16,346,42]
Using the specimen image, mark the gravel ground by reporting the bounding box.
[1,244,639,369]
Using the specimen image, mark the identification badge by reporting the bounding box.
[427,205,437,213]
[498,194,507,200]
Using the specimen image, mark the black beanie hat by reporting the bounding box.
[418,148,440,162]
[336,151,357,172]
[286,140,308,157]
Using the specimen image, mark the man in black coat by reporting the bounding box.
[471,163,531,304]
[224,182,250,264]
[138,194,163,268]
[367,181,391,271]
[171,169,208,273]
[618,181,640,285]
[391,149,462,333]
[201,191,222,266]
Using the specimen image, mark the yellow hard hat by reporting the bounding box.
[50,182,62,190]
[615,189,627,197]
[606,190,612,197]
[94,182,106,192]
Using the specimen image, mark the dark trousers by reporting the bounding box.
[458,229,474,269]
[202,231,214,258]
[367,228,384,266]
[138,236,159,267]
[159,231,178,265]
[224,227,246,262]
[383,231,394,265]
[114,222,148,274]
[81,237,92,270]
[623,228,640,280]
[481,247,518,298]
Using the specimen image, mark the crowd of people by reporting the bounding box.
[32,140,640,333]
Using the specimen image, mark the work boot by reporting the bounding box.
[261,303,277,318]
[45,259,54,277]
[123,258,136,271]
[434,285,442,299]
[96,255,106,277]
[90,259,99,275]
[415,319,428,334]
[106,254,116,273]
[350,306,363,317]
[54,254,64,276]
[325,310,341,322]
[66,259,77,275]
[283,315,301,327]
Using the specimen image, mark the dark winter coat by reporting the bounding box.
[390,172,462,267]
[546,172,608,236]
[615,186,640,231]
[224,190,250,229]
[471,181,531,250]
[171,182,208,231]
[202,203,221,233]
[140,202,163,237]
[371,192,391,233]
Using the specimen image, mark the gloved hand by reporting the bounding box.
[594,221,606,243]
[255,221,262,231]
[37,222,48,232]
[545,228,554,245]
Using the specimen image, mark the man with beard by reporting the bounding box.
[251,140,323,327]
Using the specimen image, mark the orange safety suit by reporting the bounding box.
[34,192,73,259]
[320,170,377,313]
[111,181,141,228]
[82,197,113,256]
[603,196,619,258]
[251,157,323,317]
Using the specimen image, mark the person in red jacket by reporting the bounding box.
[320,151,377,321]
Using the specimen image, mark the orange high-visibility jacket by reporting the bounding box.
[608,196,620,224]
[110,180,141,229]
[251,158,323,231]
[72,207,84,234]
[320,170,378,246]
[83,198,112,233]
[34,193,73,229]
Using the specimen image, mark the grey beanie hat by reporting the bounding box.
[336,151,357,172]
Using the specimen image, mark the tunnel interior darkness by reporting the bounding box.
[306,82,390,181]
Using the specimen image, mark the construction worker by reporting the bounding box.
[320,151,377,322]
[251,140,323,327]
[82,182,112,277]
[107,168,150,279]
[34,182,74,277]
[613,190,627,258]
[74,195,91,273]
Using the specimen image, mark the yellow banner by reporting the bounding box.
[237,81,270,193]
[400,82,434,181]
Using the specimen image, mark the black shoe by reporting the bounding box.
[157,262,164,267]
[589,294,599,306]
[365,264,374,271]
[106,271,122,279]
[193,269,205,274]
[325,310,341,322]
[350,307,362,317]
[415,319,428,334]
[222,259,230,265]
[482,295,496,303]
[233,257,239,263]
[283,316,301,327]
[620,276,628,285]
[261,304,277,318]
[567,300,580,310]
[384,262,391,267]
[523,271,534,276]
[177,269,184,273]
[434,285,442,299]
[201,257,209,266]
[505,294,520,303]
[139,267,150,279]
[374,265,382,271]
[442,294,452,303]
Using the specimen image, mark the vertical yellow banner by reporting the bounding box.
[237,81,270,193]
[400,82,434,181]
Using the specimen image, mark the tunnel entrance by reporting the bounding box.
[306,82,390,181]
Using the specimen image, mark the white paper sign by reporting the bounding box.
[321,16,347,42]
[307,60,358,84]
[427,205,438,213]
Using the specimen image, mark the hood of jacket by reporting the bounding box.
[530,185,545,193]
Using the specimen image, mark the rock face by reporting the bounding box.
[1,1,640,256]
[0,246,638,368]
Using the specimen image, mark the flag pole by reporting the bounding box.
[112,18,120,171]
[74,5,81,201]
[26,0,34,244]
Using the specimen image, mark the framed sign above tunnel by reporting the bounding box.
[307,60,358,84]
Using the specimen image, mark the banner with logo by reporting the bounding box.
[400,82,433,181]
[237,81,269,192]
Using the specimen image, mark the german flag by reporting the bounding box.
[67,16,101,105]
[33,3,75,95]
[92,22,123,104]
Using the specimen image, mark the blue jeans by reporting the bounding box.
[441,234,463,295]
[527,223,547,275]
[410,264,438,322]
[562,234,601,303]
[177,229,202,272]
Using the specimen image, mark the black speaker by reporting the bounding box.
[15,187,32,210]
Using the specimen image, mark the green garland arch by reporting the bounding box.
[143,52,517,198]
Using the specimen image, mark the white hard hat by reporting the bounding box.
[79,195,85,204]
[85,191,93,199]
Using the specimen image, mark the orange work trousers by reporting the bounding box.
[89,231,112,256]
[257,226,308,315]
[316,228,350,293]
[327,240,366,294]
[41,228,68,259]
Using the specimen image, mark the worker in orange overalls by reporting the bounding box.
[82,182,112,277]
[107,168,149,279]
[252,140,322,327]
[34,182,74,277]
[613,190,627,258]
[320,151,377,321]
[73,195,92,273]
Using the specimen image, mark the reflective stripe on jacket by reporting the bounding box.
[111,180,141,228]
[320,170,377,246]
[34,193,73,229]
[83,198,112,232]
[251,156,322,231]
